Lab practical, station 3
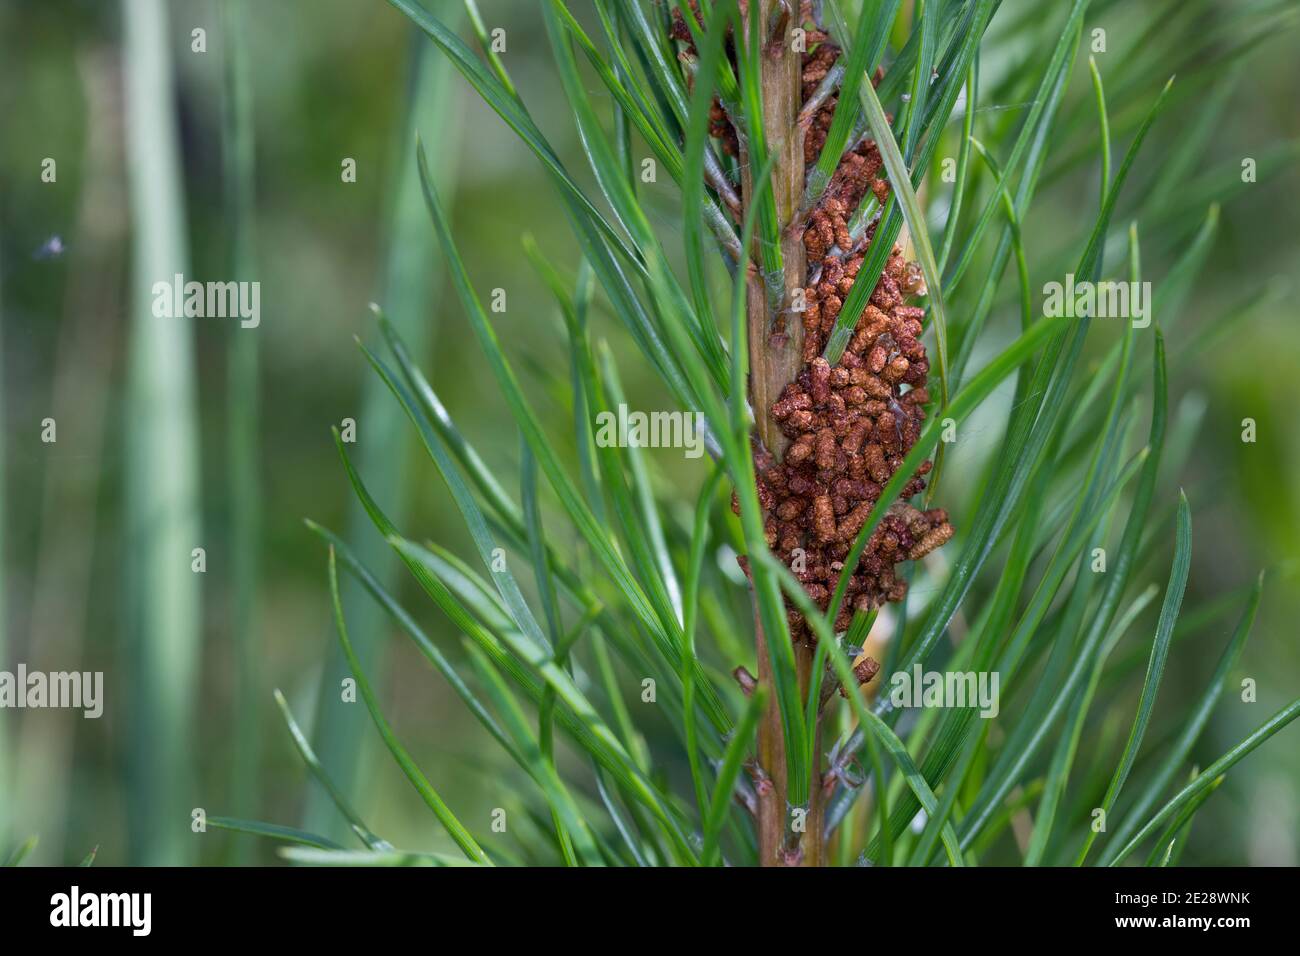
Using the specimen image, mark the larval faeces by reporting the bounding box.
[756,20,952,646]
[673,2,955,652]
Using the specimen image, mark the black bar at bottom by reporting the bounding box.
[0,865,1284,941]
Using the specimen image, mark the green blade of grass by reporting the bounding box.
[541,1,728,385]
[593,764,651,867]
[837,28,949,399]
[307,521,527,761]
[967,779,1045,859]
[520,442,564,649]
[374,309,728,733]
[548,0,741,262]
[943,0,1090,292]
[593,347,686,630]
[924,445,1146,853]
[517,439,579,863]
[861,713,895,865]
[828,0,1001,362]
[973,224,1142,771]
[890,73,1174,695]
[822,0,901,88]
[679,0,732,349]
[734,0,784,305]
[936,59,977,274]
[822,2,952,390]
[905,721,987,866]
[321,428,636,793]
[948,135,1032,392]
[462,0,515,97]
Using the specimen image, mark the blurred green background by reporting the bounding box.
[0,0,1296,866]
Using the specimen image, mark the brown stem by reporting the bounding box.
[741,0,805,461]
[741,0,823,867]
[753,617,825,866]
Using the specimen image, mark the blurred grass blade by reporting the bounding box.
[1,835,38,867]
[122,0,200,866]
[221,0,261,861]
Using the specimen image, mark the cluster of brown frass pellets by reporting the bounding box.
[674,3,953,645]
